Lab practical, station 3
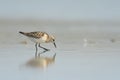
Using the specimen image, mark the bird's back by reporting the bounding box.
[19,31,48,39]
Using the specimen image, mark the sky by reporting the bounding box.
[0,0,120,20]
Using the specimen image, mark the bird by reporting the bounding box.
[19,31,57,56]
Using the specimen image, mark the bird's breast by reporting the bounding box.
[28,33,49,43]
[29,37,46,43]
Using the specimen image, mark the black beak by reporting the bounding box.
[53,42,57,48]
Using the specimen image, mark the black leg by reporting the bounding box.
[38,50,49,57]
[38,44,50,51]
[35,43,38,58]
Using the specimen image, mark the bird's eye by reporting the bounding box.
[53,39,55,41]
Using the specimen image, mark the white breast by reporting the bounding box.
[42,34,48,41]
[28,34,48,43]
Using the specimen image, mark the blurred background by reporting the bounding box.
[0,1,120,80]
[0,0,120,20]
[0,0,120,45]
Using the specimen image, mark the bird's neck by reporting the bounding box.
[46,36,52,43]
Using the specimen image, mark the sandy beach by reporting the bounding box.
[0,23,120,80]
[0,0,120,79]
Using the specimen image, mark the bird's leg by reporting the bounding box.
[35,43,38,58]
[38,44,50,51]
[38,50,48,57]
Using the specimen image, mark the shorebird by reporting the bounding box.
[19,31,56,56]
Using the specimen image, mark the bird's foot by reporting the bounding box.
[44,48,50,51]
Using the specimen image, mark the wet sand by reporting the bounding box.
[0,25,120,80]
[0,42,120,80]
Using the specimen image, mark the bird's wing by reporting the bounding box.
[26,32,45,38]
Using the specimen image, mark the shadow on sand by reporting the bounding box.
[25,51,56,69]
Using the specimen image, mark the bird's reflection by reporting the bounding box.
[25,51,56,69]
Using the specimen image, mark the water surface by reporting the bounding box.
[0,25,120,80]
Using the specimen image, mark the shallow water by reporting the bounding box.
[0,42,120,80]
[0,25,120,80]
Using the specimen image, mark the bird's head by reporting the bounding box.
[51,35,57,48]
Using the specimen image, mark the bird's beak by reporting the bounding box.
[53,42,57,48]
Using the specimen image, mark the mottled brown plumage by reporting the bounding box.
[19,31,56,56]
[19,31,48,39]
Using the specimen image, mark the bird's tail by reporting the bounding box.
[19,31,26,35]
